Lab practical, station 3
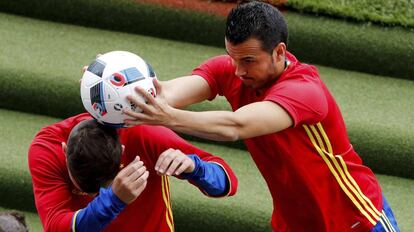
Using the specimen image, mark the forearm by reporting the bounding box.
[180,155,229,196]
[160,76,211,109]
[168,108,242,141]
[72,187,126,232]
[126,86,291,139]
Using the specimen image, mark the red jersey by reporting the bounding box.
[193,53,383,231]
[28,113,237,232]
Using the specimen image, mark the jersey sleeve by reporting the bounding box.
[28,143,76,232]
[192,55,234,101]
[136,125,238,197]
[180,154,229,196]
[265,74,328,127]
[74,187,126,232]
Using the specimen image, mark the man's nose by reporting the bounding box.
[235,63,246,77]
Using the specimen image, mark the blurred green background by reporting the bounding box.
[0,0,413,231]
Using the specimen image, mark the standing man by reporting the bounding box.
[28,113,237,232]
[123,1,399,231]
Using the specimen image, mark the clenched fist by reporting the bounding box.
[155,149,195,176]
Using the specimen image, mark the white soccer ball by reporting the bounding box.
[80,51,156,127]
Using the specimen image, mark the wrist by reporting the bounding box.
[166,107,181,128]
[74,187,127,231]
[108,186,127,209]
[184,158,196,173]
[180,155,203,179]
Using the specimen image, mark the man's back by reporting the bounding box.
[29,114,173,231]
[29,113,237,231]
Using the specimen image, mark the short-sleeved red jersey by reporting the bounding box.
[193,53,383,231]
[28,113,237,232]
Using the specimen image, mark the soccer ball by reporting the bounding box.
[80,51,156,128]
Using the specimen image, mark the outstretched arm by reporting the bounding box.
[159,75,211,109]
[124,86,293,141]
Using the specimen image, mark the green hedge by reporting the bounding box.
[0,0,224,47]
[318,66,414,179]
[0,0,413,80]
[0,68,84,118]
[286,0,414,28]
[286,12,414,81]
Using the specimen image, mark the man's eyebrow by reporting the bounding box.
[241,56,255,60]
[225,50,255,60]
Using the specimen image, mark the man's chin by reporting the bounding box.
[243,81,264,90]
[241,79,255,87]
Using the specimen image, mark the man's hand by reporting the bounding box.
[123,81,175,127]
[111,156,149,204]
[155,149,195,176]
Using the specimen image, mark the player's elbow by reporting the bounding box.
[223,117,246,141]
[210,127,240,142]
[220,122,245,141]
[223,129,240,142]
[212,113,245,141]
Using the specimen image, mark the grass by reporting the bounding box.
[284,11,414,80]
[317,66,414,178]
[286,0,414,28]
[0,109,413,231]
[0,110,57,212]
[1,1,414,79]
[0,5,412,232]
[0,12,413,178]
[0,11,226,118]
[0,13,220,82]
[0,12,225,116]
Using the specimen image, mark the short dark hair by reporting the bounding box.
[66,120,122,193]
[225,1,288,53]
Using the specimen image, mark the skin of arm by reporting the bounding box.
[159,75,211,109]
[168,100,293,141]
[124,81,293,141]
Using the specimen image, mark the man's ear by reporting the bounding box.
[273,42,286,62]
[61,142,67,157]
